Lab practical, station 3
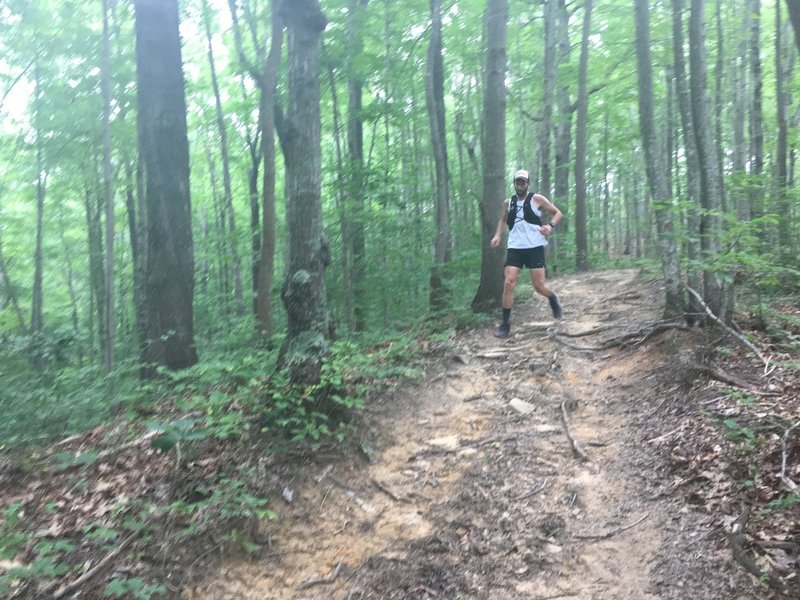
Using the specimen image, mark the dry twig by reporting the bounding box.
[52,534,136,599]
[574,513,650,541]
[686,286,774,375]
[779,420,800,497]
[297,561,344,590]
[560,400,589,461]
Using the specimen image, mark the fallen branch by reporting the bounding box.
[686,286,774,375]
[372,478,405,502]
[729,506,784,590]
[560,400,589,462]
[53,534,136,599]
[297,561,344,590]
[574,513,649,541]
[558,325,615,338]
[779,420,800,498]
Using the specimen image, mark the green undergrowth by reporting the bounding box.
[0,323,457,597]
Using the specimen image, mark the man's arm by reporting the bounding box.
[533,193,562,234]
[490,199,509,248]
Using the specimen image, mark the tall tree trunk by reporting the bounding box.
[714,0,726,211]
[348,0,368,331]
[101,0,115,373]
[690,0,726,318]
[786,0,800,52]
[425,0,451,312]
[202,0,244,315]
[732,3,749,220]
[472,0,508,313]
[634,0,684,317]
[135,0,198,375]
[539,0,557,198]
[552,0,573,273]
[277,0,329,384]
[671,0,703,313]
[775,0,790,260]
[31,63,46,336]
[574,0,592,272]
[256,0,283,337]
[749,0,764,219]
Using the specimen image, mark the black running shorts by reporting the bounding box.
[505,247,546,269]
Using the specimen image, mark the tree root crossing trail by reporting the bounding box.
[186,269,764,600]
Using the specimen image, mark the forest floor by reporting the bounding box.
[182,268,799,599]
[2,268,799,599]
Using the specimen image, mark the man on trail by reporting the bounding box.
[490,169,563,338]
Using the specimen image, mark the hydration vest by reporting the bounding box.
[507,193,542,230]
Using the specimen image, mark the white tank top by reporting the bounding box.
[507,196,548,249]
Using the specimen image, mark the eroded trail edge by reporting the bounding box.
[186,269,755,600]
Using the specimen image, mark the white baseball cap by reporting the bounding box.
[513,169,529,181]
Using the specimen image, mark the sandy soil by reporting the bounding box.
[183,269,771,600]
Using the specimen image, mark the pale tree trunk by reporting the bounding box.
[328,65,354,331]
[775,1,791,260]
[689,0,726,318]
[671,0,703,313]
[574,0,592,272]
[732,2,749,220]
[750,0,764,219]
[714,0,726,211]
[472,0,508,313]
[348,0,368,331]
[101,0,115,373]
[135,0,198,375]
[256,0,283,337]
[539,0,557,198]
[552,0,573,273]
[31,62,46,337]
[426,0,451,312]
[202,0,244,316]
[786,0,800,52]
[634,0,684,317]
[277,0,329,384]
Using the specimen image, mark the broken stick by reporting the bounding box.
[560,399,590,461]
[297,561,344,590]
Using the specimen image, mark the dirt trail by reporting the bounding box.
[185,269,753,599]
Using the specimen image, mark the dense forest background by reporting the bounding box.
[0,0,797,447]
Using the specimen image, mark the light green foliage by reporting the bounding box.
[104,578,167,600]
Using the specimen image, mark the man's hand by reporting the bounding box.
[490,235,501,248]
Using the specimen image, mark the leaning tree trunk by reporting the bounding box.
[574,0,592,272]
[277,0,330,385]
[634,0,684,318]
[135,0,198,376]
[471,0,508,313]
[425,0,451,312]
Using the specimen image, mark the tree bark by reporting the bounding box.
[277,0,329,384]
[539,0,557,198]
[671,0,703,313]
[472,0,508,313]
[101,0,115,373]
[749,0,764,219]
[574,0,592,272]
[775,0,791,260]
[255,0,283,337]
[348,0,369,331]
[135,0,198,375]
[425,0,452,312]
[31,62,46,337]
[634,0,684,318]
[786,0,800,52]
[689,0,726,318]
